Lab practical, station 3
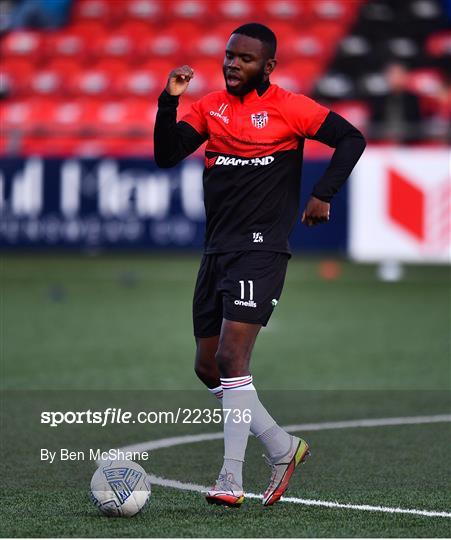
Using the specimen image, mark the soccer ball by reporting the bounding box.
[90,460,151,517]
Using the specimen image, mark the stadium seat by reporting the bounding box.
[14,98,56,134]
[280,33,328,61]
[1,31,44,62]
[0,58,35,96]
[97,33,137,60]
[139,59,175,91]
[77,59,129,96]
[124,0,164,24]
[52,99,91,135]
[263,0,306,21]
[45,31,88,61]
[116,69,159,97]
[171,0,209,21]
[140,31,182,59]
[95,99,157,136]
[1,100,34,132]
[192,32,227,59]
[71,0,119,26]
[311,0,358,24]
[426,31,451,57]
[30,69,64,96]
[70,67,110,96]
[408,68,445,97]
[215,0,257,20]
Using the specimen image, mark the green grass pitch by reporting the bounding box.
[1,254,450,537]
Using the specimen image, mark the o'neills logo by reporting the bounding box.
[205,155,274,168]
[234,299,257,308]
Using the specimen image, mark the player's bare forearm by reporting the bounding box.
[301,196,330,227]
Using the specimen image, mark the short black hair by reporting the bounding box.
[231,22,277,58]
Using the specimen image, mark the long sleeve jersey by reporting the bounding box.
[154,82,366,254]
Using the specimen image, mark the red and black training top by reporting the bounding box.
[154,81,365,255]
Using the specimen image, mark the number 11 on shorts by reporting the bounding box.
[239,280,254,301]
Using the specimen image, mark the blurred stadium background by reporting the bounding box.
[0,0,449,258]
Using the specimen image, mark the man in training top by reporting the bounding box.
[154,22,366,508]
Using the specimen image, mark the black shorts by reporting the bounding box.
[192,251,290,338]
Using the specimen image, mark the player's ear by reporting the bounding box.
[265,59,276,76]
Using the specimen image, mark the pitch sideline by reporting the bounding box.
[99,414,451,519]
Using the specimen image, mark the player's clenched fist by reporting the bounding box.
[165,65,194,96]
[301,196,331,227]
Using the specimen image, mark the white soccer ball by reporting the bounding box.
[90,460,151,517]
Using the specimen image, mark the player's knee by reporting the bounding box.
[215,347,248,378]
[194,357,219,387]
[194,362,210,384]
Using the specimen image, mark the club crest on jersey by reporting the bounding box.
[251,111,268,129]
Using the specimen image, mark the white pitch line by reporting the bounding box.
[148,474,451,519]
[100,414,451,519]
[114,414,451,455]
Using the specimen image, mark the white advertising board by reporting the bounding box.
[349,148,450,263]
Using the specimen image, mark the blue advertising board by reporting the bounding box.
[0,157,347,251]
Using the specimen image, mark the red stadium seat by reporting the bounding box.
[426,31,451,57]
[97,33,136,60]
[66,21,108,41]
[141,31,182,59]
[139,59,174,90]
[45,57,81,79]
[1,100,34,132]
[30,69,64,96]
[171,0,209,21]
[311,0,358,23]
[117,20,154,38]
[263,0,307,21]
[310,20,347,44]
[70,68,110,96]
[1,31,44,62]
[69,59,128,96]
[192,31,227,59]
[116,69,159,97]
[94,99,157,136]
[0,58,34,95]
[408,69,445,97]
[124,0,164,23]
[280,33,328,61]
[52,99,91,135]
[45,31,88,61]
[214,0,257,20]
[3,98,56,134]
[71,0,120,26]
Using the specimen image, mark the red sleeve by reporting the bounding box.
[283,93,329,138]
[180,98,208,137]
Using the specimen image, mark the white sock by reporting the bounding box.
[208,385,223,401]
[219,375,256,488]
[257,423,293,461]
[210,380,292,461]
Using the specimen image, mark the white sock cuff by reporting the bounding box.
[221,375,253,390]
[208,385,223,400]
